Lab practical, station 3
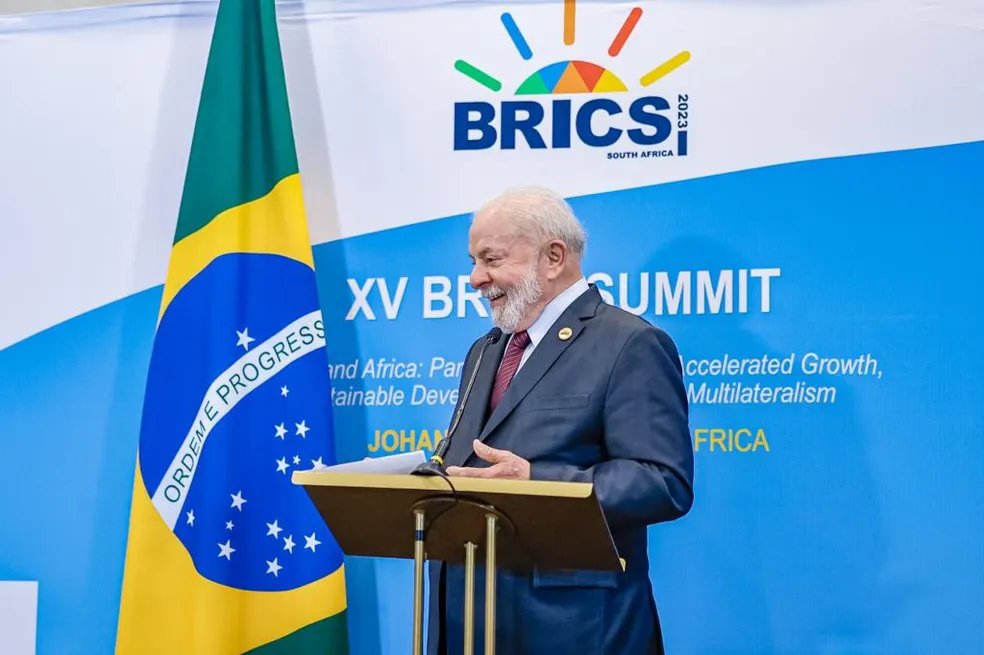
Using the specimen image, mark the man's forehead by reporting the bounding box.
[470,211,503,240]
[468,224,524,257]
[468,207,531,253]
[468,233,507,257]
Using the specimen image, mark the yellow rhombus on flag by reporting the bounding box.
[115,0,349,652]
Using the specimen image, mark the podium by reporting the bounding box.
[292,469,622,655]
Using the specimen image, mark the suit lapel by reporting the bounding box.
[478,286,602,442]
[443,335,507,467]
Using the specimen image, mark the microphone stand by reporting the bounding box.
[407,327,501,655]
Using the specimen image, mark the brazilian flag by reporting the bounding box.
[115,1,348,652]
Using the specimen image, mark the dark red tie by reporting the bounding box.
[490,330,531,412]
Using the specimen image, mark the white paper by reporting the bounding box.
[0,581,38,655]
[314,450,427,475]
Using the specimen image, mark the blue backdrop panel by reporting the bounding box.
[1,142,982,654]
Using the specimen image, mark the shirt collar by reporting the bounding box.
[522,276,589,348]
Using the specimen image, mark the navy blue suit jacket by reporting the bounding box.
[427,285,694,655]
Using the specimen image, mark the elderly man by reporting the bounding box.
[426,187,694,655]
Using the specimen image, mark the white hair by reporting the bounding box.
[475,186,587,257]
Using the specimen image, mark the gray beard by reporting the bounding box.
[486,265,542,334]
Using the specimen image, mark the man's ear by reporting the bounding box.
[544,240,567,278]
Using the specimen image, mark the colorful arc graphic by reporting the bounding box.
[517,60,627,95]
[455,1,690,95]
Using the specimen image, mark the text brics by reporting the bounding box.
[452,97,687,151]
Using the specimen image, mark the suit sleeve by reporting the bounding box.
[529,327,695,530]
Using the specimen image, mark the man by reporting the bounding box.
[427,187,694,655]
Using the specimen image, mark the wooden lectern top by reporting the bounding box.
[292,470,622,573]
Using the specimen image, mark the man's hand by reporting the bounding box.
[446,440,530,480]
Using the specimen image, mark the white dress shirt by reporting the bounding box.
[506,276,590,372]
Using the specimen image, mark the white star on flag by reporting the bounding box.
[230,491,247,511]
[276,457,289,474]
[295,420,310,438]
[235,328,255,351]
[226,521,234,530]
[304,533,321,552]
[281,385,289,397]
[274,423,287,440]
[312,456,326,469]
[218,540,235,560]
[266,520,283,539]
[293,455,301,465]
[186,510,195,526]
[266,558,283,577]
[283,535,296,554]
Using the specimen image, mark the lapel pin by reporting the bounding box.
[558,327,573,341]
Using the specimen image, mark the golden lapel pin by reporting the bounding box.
[558,327,573,340]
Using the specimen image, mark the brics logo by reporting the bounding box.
[453,1,691,157]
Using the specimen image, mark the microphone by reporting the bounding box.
[413,327,502,476]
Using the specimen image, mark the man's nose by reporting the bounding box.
[470,265,489,289]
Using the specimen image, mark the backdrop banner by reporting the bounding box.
[1,1,982,654]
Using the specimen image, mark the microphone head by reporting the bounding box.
[487,327,503,344]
